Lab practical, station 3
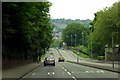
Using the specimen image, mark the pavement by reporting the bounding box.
[2,62,42,80]
[67,60,120,73]
[65,50,120,73]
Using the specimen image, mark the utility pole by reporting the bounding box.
[71,35,72,47]
[112,37,114,68]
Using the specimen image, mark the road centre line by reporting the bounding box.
[64,69,67,71]
[58,63,77,80]
[32,73,35,75]
[67,72,72,75]
[72,76,77,80]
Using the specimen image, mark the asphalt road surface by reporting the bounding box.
[20,48,119,80]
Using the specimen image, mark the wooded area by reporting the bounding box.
[2,2,53,61]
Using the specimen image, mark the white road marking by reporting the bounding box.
[99,70,104,73]
[52,72,55,75]
[72,76,77,80]
[97,71,100,73]
[48,72,50,75]
[85,71,90,73]
[71,71,74,73]
[62,67,65,69]
[48,72,55,75]
[32,73,35,75]
[64,69,67,71]
[67,72,71,75]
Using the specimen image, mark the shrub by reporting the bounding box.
[97,56,105,60]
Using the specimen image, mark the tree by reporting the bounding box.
[2,2,53,60]
[62,23,86,46]
[87,2,120,58]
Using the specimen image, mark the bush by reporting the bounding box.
[79,53,89,58]
[97,56,105,60]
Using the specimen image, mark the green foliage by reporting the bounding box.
[77,45,89,54]
[97,56,105,60]
[79,53,89,58]
[2,2,53,60]
[62,22,89,47]
[87,2,120,58]
[51,39,61,47]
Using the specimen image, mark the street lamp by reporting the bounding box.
[75,34,77,49]
[111,36,114,68]
[82,32,83,46]
[71,35,72,47]
[75,34,78,63]
[89,24,93,58]
[105,44,108,61]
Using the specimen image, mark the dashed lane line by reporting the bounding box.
[67,72,71,75]
[32,73,35,75]
[58,63,77,80]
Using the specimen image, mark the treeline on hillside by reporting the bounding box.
[2,2,53,61]
[51,19,92,35]
[51,18,92,27]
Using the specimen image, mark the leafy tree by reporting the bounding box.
[2,2,53,60]
[62,23,88,47]
[87,2,120,58]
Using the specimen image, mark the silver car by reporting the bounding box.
[44,57,55,66]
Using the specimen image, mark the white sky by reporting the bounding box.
[48,0,118,20]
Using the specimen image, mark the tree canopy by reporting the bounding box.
[87,2,120,58]
[62,23,89,46]
[2,2,53,60]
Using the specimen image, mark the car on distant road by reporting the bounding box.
[44,57,55,66]
[50,53,54,55]
[58,56,65,62]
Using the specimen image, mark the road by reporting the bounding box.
[20,48,119,80]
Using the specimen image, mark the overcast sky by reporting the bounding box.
[48,0,118,20]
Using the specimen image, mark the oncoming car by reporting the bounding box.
[44,57,55,66]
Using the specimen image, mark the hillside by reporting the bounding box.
[51,19,92,34]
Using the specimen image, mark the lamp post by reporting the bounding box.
[75,34,77,49]
[105,44,108,61]
[112,37,114,68]
[89,24,93,58]
[82,32,83,47]
[75,34,78,63]
[71,35,72,47]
